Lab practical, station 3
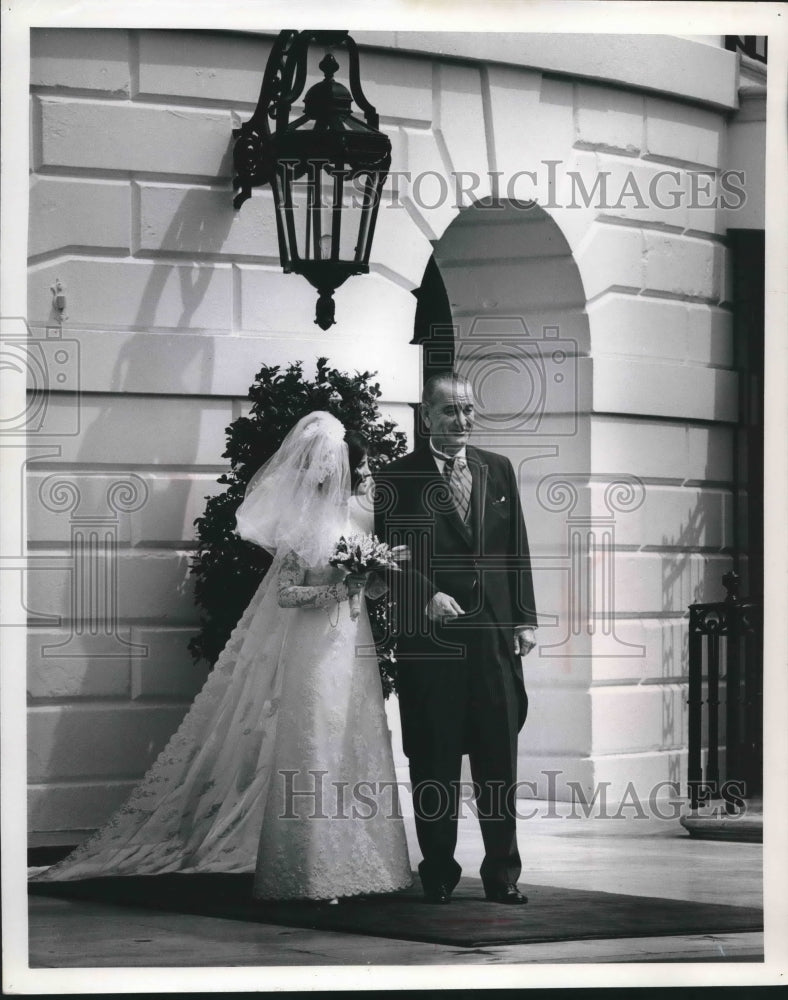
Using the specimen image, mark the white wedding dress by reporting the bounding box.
[31,494,412,900]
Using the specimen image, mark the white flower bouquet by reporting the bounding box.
[329,533,405,620]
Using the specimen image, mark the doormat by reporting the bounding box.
[29,874,763,949]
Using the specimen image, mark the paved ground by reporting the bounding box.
[25,800,764,976]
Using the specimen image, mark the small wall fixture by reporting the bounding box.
[232,30,392,330]
[51,279,67,318]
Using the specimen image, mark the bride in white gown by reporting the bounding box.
[31,411,412,900]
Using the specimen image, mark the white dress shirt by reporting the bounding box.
[429,442,466,475]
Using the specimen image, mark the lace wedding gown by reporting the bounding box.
[31,495,412,900]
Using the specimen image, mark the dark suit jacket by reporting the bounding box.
[373,444,537,658]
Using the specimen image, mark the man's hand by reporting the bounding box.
[514,626,537,657]
[427,592,465,623]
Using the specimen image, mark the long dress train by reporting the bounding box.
[31,496,412,898]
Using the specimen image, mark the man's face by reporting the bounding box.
[422,379,475,454]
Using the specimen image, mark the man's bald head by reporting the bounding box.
[422,371,473,408]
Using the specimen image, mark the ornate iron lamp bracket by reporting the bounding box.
[231,30,391,329]
[232,30,380,209]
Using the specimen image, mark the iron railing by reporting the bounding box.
[687,572,763,810]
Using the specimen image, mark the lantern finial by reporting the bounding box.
[315,290,336,330]
[319,52,339,79]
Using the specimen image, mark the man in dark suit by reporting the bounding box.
[374,371,537,905]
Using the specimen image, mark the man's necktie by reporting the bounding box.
[443,457,472,522]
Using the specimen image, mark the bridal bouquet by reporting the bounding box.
[329,533,403,621]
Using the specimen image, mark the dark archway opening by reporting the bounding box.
[411,255,454,447]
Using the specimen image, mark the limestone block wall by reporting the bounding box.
[565,87,737,802]
[415,64,741,801]
[27,28,748,840]
[26,28,424,844]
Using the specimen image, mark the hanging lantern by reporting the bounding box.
[232,30,392,330]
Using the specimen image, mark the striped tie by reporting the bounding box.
[444,457,471,522]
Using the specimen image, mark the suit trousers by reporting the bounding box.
[397,622,526,893]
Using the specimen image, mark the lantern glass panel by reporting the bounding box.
[286,164,377,267]
[271,167,297,271]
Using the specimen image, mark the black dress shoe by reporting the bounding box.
[423,883,452,904]
[484,883,528,905]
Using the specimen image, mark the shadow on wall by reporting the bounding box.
[659,460,734,788]
[30,189,236,842]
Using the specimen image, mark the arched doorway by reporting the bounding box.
[416,199,596,799]
[428,198,588,445]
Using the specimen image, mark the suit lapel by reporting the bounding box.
[467,447,488,551]
[414,447,473,547]
[412,447,443,488]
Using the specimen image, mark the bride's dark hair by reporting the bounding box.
[344,430,369,491]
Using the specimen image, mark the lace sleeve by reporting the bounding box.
[277,549,348,609]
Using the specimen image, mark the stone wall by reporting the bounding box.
[26,29,422,842]
[26,28,753,841]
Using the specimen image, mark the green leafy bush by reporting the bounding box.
[189,358,407,697]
